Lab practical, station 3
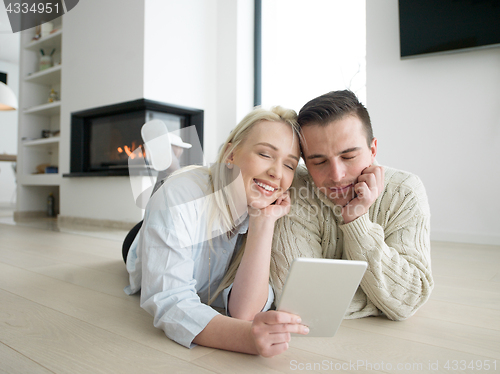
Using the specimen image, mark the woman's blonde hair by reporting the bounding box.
[207,105,300,304]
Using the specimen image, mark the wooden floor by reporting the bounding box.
[0,221,499,374]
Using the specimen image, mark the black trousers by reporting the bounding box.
[122,220,143,263]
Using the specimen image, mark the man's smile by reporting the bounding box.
[328,184,353,193]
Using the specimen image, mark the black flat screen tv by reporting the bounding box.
[399,0,500,58]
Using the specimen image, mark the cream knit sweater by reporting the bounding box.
[271,165,433,321]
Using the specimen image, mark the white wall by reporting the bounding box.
[215,0,255,159]
[60,0,146,223]
[144,0,254,163]
[366,1,500,245]
[261,0,366,111]
[0,60,19,205]
[234,0,255,130]
[0,4,20,63]
[144,0,217,162]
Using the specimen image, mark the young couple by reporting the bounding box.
[124,90,433,358]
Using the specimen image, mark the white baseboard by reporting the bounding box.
[58,215,137,231]
[431,231,500,246]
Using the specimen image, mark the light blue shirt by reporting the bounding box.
[125,167,274,348]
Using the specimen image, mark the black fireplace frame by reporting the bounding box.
[64,99,204,177]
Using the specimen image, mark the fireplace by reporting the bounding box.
[65,99,204,177]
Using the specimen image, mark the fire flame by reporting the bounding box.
[117,142,145,159]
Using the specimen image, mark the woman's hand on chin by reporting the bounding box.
[248,191,291,223]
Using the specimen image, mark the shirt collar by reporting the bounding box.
[236,213,249,234]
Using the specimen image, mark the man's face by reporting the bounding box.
[301,115,377,207]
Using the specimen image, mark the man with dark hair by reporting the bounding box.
[271,90,433,321]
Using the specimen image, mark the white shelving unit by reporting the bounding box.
[16,22,63,218]
[23,136,60,147]
[24,28,62,51]
[23,101,61,116]
[25,65,62,86]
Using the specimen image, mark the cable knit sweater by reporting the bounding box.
[271,165,433,321]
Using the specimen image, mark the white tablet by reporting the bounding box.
[277,258,367,337]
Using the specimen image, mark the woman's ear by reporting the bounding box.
[224,143,234,168]
[226,155,234,169]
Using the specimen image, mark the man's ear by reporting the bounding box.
[370,138,378,162]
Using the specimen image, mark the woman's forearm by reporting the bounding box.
[193,315,257,354]
[229,217,275,320]
[193,312,308,357]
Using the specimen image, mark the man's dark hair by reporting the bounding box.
[297,90,373,146]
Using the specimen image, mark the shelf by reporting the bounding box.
[19,173,62,186]
[0,154,16,162]
[24,101,61,116]
[23,137,60,147]
[17,23,64,213]
[25,65,62,85]
[24,29,62,51]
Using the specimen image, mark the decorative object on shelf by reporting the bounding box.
[41,129,60,138]
[39,56,52,70]
[35,163,51,174]
[41,22,54,37]
[47,193,56,217]
[0,82,17,111]
[32,25,42,41]
[39,49,55,71]
[34,163,59,174]
[45,166,58,174]
[48,89,59,103]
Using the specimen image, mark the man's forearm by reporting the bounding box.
[341,213,433,320]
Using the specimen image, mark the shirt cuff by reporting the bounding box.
[159,303,220,349]
[262,284,275,311]
[222,283,233,316]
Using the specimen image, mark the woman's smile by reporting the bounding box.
[229,120,300,210]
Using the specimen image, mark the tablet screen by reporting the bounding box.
[277,258,367,337]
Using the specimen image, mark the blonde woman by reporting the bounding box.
[124,106,309,357]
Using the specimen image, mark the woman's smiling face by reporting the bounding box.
[229,120,300,210]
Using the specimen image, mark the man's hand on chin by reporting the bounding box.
[341,165,384,224]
